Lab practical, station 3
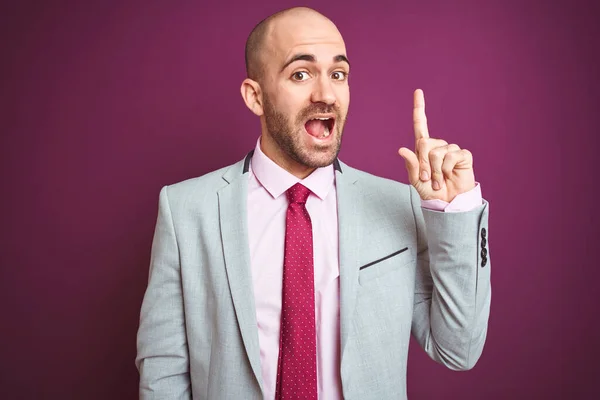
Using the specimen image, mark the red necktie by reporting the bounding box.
[275,183,318,400]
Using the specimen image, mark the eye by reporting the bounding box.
[331,71,348,81]
[291,71,310,81]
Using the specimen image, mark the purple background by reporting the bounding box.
[1,0,599,398]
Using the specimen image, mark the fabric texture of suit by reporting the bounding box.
[135,152,492,399]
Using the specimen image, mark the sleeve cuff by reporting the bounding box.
[421,183,483,212]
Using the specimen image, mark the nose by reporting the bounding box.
[310,75,336,105]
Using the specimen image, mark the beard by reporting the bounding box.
[262,95,346,169]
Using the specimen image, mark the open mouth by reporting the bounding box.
[304,116,335,139]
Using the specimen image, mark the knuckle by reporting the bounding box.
[433,146,446,156]
[442,165,454,176]
[429,149,443,161]
[447,150,460,160]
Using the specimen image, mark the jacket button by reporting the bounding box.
[481,228,487,239]
[481,248,487,258]
[481,257,487,267]
[481,238,487,247]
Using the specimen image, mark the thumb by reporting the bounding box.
[398,147,419,185]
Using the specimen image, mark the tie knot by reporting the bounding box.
[286,183,311,204]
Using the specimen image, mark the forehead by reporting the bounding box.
[267,15,346,66]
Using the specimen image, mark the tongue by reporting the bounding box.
[305,119,326,137]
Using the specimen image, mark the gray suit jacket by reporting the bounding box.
[136,153,491,399]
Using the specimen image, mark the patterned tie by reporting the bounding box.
[275,183,318,400]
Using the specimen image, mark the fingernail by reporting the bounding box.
[432,180,440,190]
[420,170,429,181]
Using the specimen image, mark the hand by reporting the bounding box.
[398,89,476,202]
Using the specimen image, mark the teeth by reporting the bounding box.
[309,117,332,138]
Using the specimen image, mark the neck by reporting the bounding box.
[259,134,316,179]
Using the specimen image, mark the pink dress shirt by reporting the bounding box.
[247,138,482,400]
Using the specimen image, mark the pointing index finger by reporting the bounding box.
[413,89,429,140]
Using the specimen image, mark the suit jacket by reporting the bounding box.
[136,152,491,399]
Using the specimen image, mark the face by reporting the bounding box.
[259,13,350,171]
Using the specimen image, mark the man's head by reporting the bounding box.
[240,7,350,178]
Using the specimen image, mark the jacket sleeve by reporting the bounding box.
[136,186,192,399]
[409,186,492,370]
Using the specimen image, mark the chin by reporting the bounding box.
[298,140,341,168]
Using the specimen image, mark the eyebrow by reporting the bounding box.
[280,53,351,72]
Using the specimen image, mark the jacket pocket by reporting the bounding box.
[358,247,413,285]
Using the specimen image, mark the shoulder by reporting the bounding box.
[166,165,229,197]
[160,156,247,207]
[338,160,416,202]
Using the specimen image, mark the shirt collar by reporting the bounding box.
[250,137,335,200]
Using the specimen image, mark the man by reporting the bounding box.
[136,7,491,400]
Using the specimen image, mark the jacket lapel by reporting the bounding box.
[335,163,362,360]
[216,154,361,392]
[217,153,263,392]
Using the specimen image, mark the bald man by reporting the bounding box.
[136,7,491,400]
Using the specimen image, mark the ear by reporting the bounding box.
[240,78,264,116]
